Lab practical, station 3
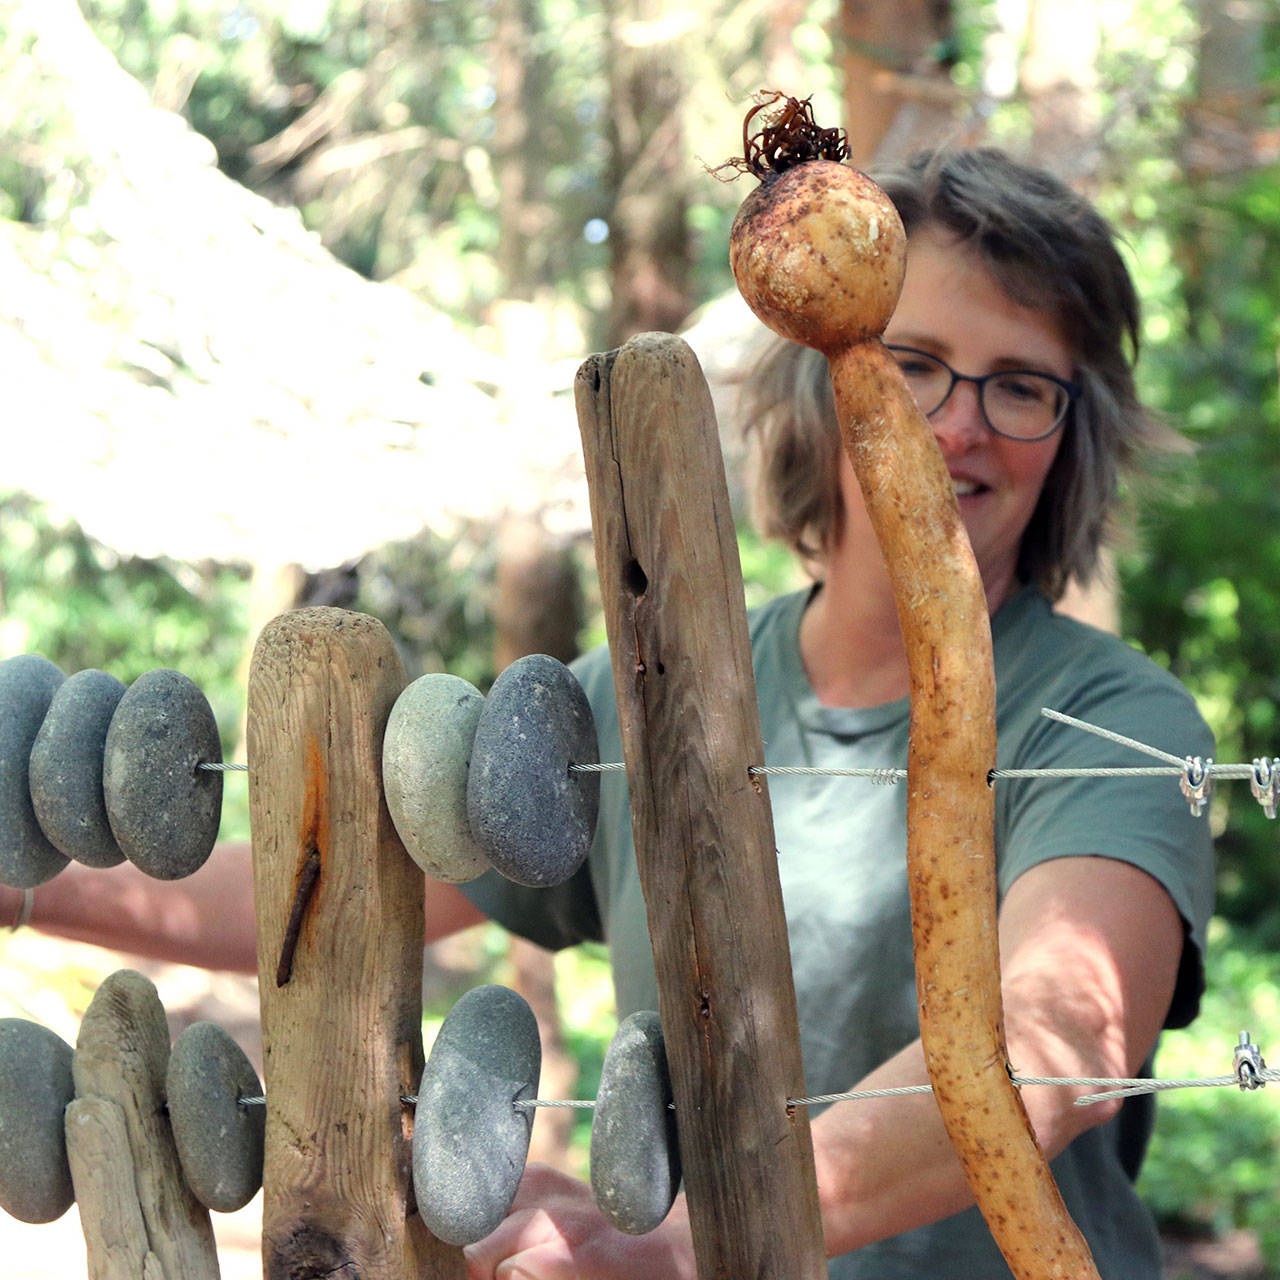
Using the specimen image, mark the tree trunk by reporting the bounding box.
[605,0,693,344]
[1184,0,1268,179]
[763,0,810,95]
[836,0,961,166]
[491,0,545,300]
[1021,0,1102,183]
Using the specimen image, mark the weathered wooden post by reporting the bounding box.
[69,969,220,1280]
[247,607,464,1279]
[576,332,827,1278]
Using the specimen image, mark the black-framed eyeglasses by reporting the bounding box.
[885,345,1080,442]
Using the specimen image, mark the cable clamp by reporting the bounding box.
[1180,755,1213,816]
[1249,757,1277,819]
[1233,1031,1267,1090]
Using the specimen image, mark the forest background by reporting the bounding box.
[1,0,1279,1274]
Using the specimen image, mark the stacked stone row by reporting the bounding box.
[0,977,264,1226]
[0,977,681,1245]
[411,984,682,1245]
[383,652,601,889]
[1,649,665,1243]
[0,648,603,895]
[386,657,685,1240]
[0,656,224,888]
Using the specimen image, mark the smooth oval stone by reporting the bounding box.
[167,1021,264,1212]
[466,654,599,887]
[0,654,69,888]
[413,984,541,1246]
[0,1018,75,1222]
[590,1010,681,1234]
[103,670,223,880]
[384,674,491,883]
[30,669,128,868]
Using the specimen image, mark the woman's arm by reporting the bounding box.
[1,848,261,972]
[812,853,1182,1254]
[0,844,487,973]
[462,854,1185,1277]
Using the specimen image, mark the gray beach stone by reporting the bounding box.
[30,669,128,868]
[590,1010,681,1234]
[103,669,223,880]
[383,674,491,882]
[166,1021,264,1213]
[0,654,69,888]
[466,654,599,887]
[413,984,541,1246]
[0,1018,75,1223]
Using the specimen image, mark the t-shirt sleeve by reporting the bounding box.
[995,650,1216,1028]
[458,646,613,951]
[461,861,603,951]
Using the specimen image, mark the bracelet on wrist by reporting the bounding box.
[8,888,34,933]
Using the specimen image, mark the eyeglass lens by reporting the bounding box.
[888,348,1069,440]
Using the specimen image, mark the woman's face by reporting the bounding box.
[837,225,1072,609]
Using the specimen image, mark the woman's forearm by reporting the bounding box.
[2,842,486,972]
[811,856,1179,1259]
[3,845,261,972]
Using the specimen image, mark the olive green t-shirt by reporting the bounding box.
[466,585,1216,1279]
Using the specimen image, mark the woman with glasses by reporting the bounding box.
[464,150,1216,1279]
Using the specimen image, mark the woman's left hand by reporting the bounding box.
[462,1163,696,1280]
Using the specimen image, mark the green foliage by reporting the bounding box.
[555,941,615,1162]
[1140,919,1280,1269]
[738,521,808,609]
[1118,156,1280,941]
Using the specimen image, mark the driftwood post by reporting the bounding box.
[68,969,219,1280]
[247,607,464,1279]
[575,332,827,1279]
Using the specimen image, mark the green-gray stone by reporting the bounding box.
[0,654,69,889]
[412,985,540,1246]
[590,1010,681,1234]
[467,654,599,887]
[30,669,128,868]
[383,674,491,882]
[167,1022,264,1213]
[0,1018,75,1222]
[103,670,222,880]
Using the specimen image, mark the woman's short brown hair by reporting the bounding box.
[736,147,1174,600]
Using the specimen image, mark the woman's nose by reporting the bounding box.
[928,380,987,453]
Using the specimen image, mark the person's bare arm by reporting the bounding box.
[1,844,487,972]
[0,847,261,972]
[425,876,487,941]
[810,854,1183,1255]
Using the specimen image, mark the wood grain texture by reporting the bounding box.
[71,968,219,1280]
[575,332,826,1280]
[247,607,464,1279]
[829,341,1100,1279]
[66,1096,164,1280]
